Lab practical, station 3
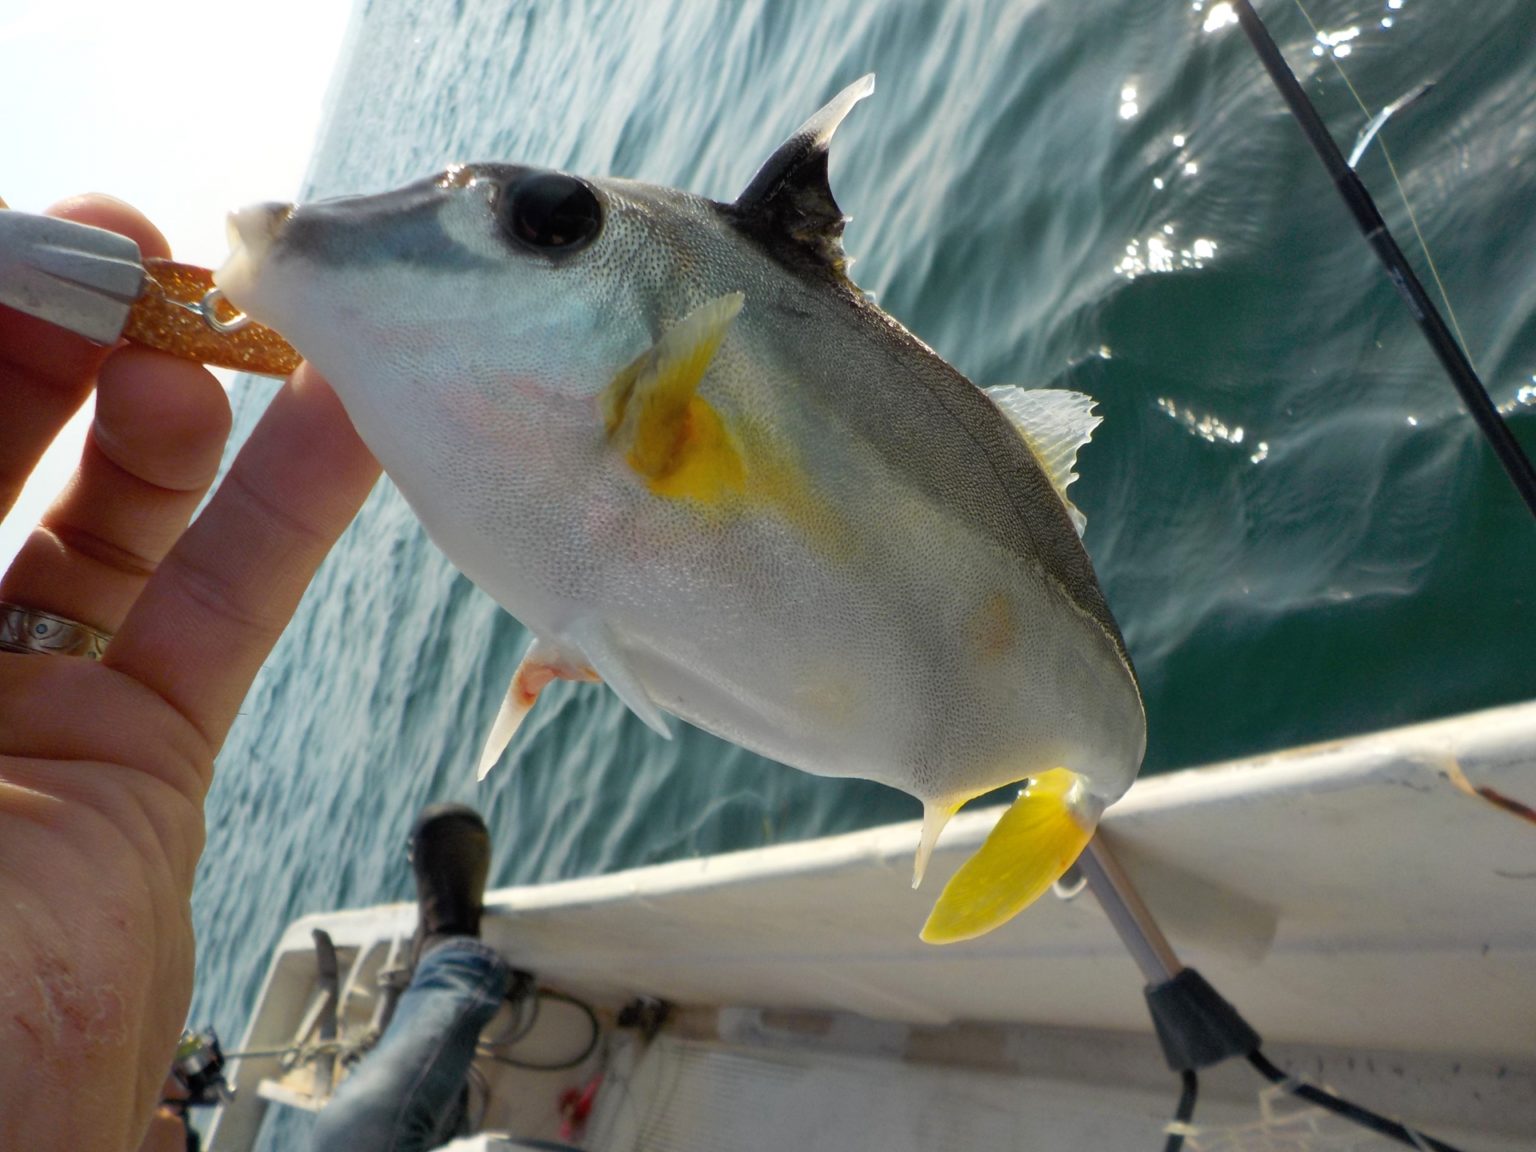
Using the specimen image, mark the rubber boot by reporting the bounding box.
[408,803,492,968]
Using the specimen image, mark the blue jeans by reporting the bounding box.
[310,938,511,1152]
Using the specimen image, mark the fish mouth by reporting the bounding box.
[214,201,295,315]
[226,201,294,259]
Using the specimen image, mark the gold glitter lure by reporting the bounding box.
[126,258,300,376]
[0,207,300,377]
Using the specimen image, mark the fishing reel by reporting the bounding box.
[172,1026,232,1107]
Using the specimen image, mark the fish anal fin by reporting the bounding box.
[920,769,1101,944]
[477,636,598,781]
[913,798,965,888]
[984,387,1101,536]
[567,618,674,740]
[603,293,746,504]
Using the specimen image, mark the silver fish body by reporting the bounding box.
[218,77,1145,940]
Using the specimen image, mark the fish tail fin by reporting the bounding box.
[920,768,1101,944]
[913,799,964,888]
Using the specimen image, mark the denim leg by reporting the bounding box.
[311,938,511,1152]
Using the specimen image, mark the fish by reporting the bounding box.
[215,75,1146,943]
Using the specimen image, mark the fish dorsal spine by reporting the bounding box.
[983,386,1102,536]
[729,74,875,281]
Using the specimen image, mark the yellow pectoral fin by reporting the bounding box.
[920,768,1100,945]
[603,292,747,505]
[643,395,745,501]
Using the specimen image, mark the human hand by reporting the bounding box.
[0,195,380,1151]
[131,1074,191,1152]
[133,1106,193,1152]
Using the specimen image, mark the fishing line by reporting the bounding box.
[1231,0,1536,519]
[1080,836,1471,1152]
[1248,1050,1462,1152]
[1287,0,1475,368]
[1161,1069,1199,1152]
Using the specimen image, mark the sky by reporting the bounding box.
[0,0,356,568]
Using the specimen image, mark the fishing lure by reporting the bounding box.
[0,207,298,376]
[127,258,300,376]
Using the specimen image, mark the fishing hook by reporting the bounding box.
[163,285,253,334]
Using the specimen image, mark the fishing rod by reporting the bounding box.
[1232,0,1536,521]
[1076,833,1469,1152]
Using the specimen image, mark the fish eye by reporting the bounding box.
[497,172,602,253]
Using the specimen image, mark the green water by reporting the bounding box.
[191,0,1536,1047]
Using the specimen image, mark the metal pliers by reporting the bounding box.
[0,209,147,345]
[0,208,298,374]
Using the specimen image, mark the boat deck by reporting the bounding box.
[207,700,1536,1150]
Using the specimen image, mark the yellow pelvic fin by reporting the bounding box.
[920,768,1100,945]
[913,799,964,888]
[601,292,746,504]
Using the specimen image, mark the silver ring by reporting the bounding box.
[0,601,112,660]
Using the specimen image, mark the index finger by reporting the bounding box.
[102,365,380,764]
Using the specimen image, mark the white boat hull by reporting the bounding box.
[207,699,1536,1150]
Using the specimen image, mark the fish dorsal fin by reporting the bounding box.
[984,387,1101,536]
[731,74,874,278]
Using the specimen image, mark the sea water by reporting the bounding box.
[191,0,1536,1048]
